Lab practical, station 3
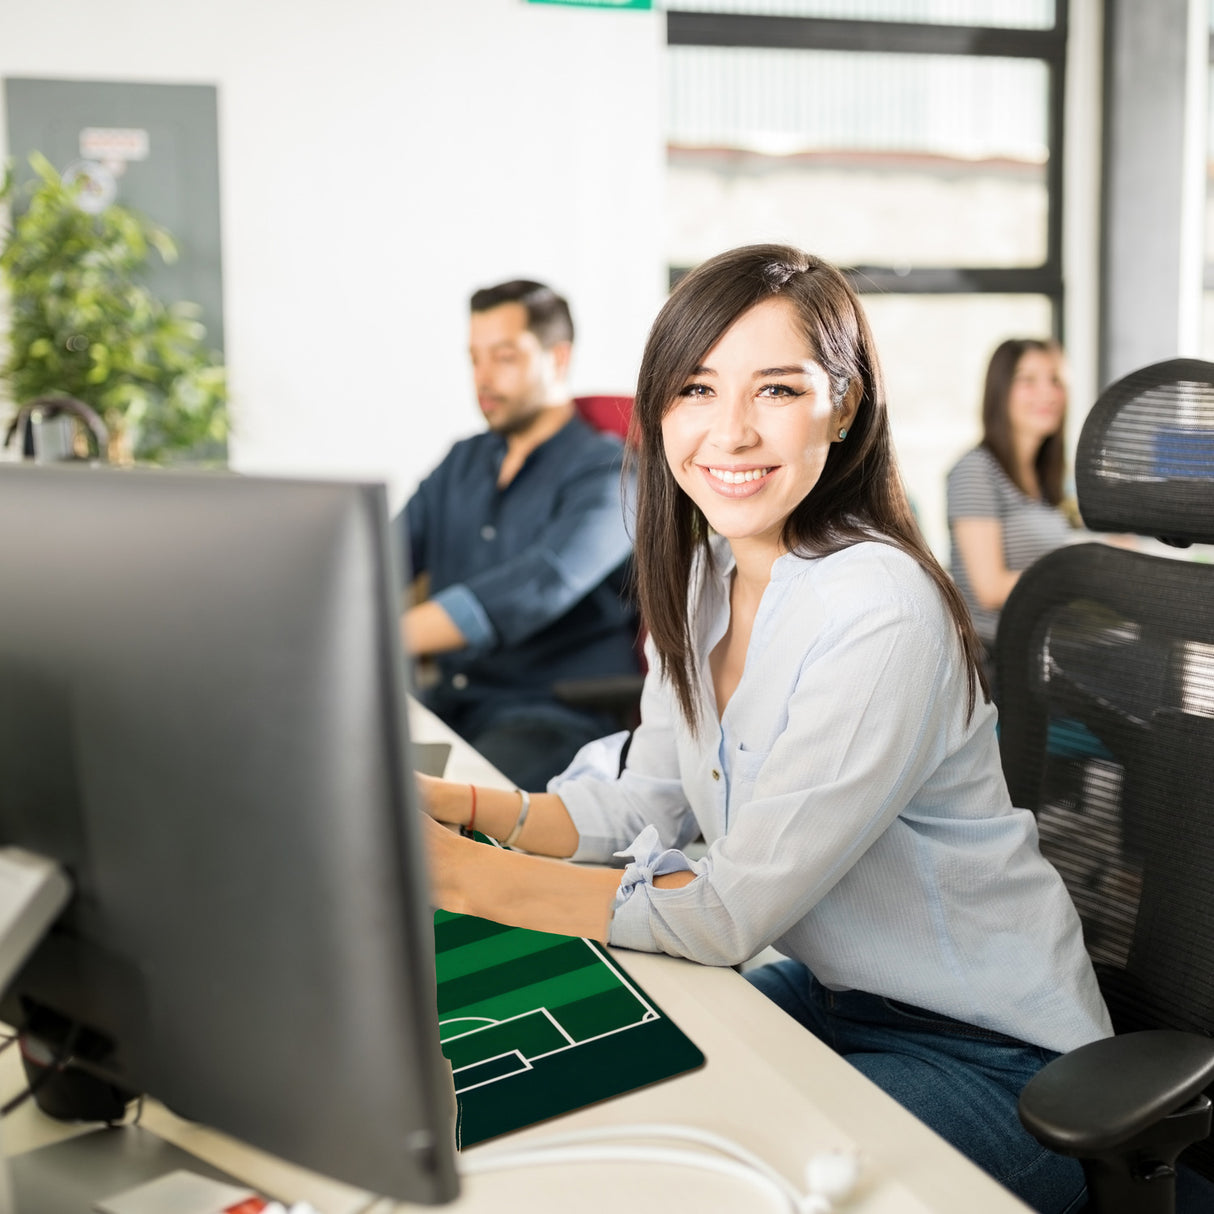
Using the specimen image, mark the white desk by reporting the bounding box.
[0,702,1031,1214]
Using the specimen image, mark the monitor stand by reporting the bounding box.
[3,1125,251,1214]
[0,849,247,1212]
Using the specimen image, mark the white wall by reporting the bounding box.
[0,0,667,510]
[1,1,1115,534]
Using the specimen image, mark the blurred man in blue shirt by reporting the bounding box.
[398,279,638,789]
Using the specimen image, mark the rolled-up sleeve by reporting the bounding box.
[603,583,960,966]
[430,583,496,650]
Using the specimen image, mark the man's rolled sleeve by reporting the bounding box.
[431,584,498,653]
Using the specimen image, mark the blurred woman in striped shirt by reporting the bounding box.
[947,339,1084,688]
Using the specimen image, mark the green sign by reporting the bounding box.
[527,0,653,9]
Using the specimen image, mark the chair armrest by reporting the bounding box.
[552,674,645,716]
[1019,1030,1214,1155]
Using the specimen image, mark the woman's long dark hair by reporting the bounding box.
[980,337,1067,505]
[629,244,989,730]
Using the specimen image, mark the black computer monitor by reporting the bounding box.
[0,463,458,1204]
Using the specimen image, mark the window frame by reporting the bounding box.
[665,6,1069,331]
[1206,25,1214,294]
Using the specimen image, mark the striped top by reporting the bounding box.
[946,445,1081,645]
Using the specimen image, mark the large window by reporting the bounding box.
[666,1,1066,556]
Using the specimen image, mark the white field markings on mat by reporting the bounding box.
[440,1016,499,1039]
[446,1006,575,1049]
[441,939,661,1093]
[454,1049,534,1094]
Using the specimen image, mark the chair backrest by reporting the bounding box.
[574,395,634,444]
[996,357,1214,1181]
[3,395,109,463]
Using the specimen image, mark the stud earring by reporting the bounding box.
[837,427,848,440]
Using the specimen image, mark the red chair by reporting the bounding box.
[574,395,635,445]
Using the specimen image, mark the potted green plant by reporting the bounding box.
[0,152,228,465]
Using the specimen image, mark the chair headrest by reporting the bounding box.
[1076,357,1214,548]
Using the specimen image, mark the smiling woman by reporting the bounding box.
[631,245,982,729]
[660,298,852,558]
[419,245,1112,1214]
[656,296,858,719]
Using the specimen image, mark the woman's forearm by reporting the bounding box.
[419,776,580,857]
[429,824,622,942]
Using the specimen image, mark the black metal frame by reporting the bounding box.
[666,6,1069,335]
[1206,30,1214,294]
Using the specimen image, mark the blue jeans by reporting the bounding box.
[745,959,1086,1214]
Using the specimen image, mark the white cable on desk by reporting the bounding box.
[461,1122,861,1214]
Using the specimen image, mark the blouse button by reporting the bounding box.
[480,524,497,541]
[711,769,720,781]
[452,673,469,690]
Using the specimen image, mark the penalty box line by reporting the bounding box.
[442,1004,574,1048]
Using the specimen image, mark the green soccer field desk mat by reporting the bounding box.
[434,908,706,1146]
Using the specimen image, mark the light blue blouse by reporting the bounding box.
[555,537,1112,1055]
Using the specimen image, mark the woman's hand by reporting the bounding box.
[414,773,471,828]
[419,810,619,940]
[421,811,473,914]
[415,777,581,859]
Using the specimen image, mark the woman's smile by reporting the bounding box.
[662,296,853,559]
[701,464,777,495]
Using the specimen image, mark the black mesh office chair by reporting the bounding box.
[997,358,1214,1214]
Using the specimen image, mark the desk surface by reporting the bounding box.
[0,702,1030,1214]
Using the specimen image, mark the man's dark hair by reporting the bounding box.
[470,280,574,349]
